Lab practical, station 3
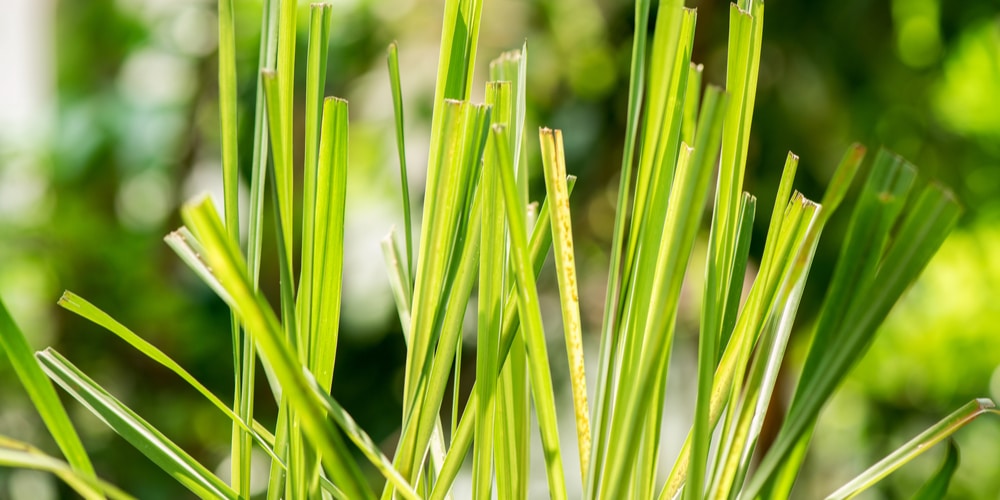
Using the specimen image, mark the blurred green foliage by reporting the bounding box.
[0,0,998,498]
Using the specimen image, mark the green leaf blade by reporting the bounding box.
[0,297,97,482]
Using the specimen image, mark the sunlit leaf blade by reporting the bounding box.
[602,85,727,499]
[661,151,800,500]
[180,198,375,500]
[303,372,421,500]
[689,5,762,494]
[401,9,487,451]
[306,97,349,389]
[430,176,574,500]
[718,193,756,357]
[827,400,998,500]
[709,195,822,500]
[399,4,488,456]
[595,5,694,495]
[491,123,567,499]
[217,0,239,241]
[588,0,656,489]
[746,150,962,499]
[380,229,449,496]
[55,291,283,466]
[262,60,311,499]
[488,47,532,500]
[37,349,238,500]
[0,436,133,500]
[388,42,414,288]
[298,4,334,376]
[911,440,960,500]
[391,178,485,498]
[274,0,297,259]
[391,100,490,494]
[471,81,511,500]
[0,297,97,482]
[493,325,529,500]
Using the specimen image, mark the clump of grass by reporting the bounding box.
[1,0,996,498]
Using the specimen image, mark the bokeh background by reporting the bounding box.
[1,0,999,498]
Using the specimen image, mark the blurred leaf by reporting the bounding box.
[827,400,997,500]
[912,440,960,500]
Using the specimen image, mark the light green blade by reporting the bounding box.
[181,198,376,500]
[708,195,822,499]
[0,435,133,500]
[387,42,415,289]
[587,2,655,494]
[472,81,511,500]
[601,85,727,499]
[746,151,962,499]
[827,399,998,500]
[240,0,279,489]
[0,296,97,482]
[308,97,350,390]
[429,176,575,500]
[56,291,283,466]
[491,123,567,500]
[303,371,421,500]
[488,45,531,500]
[593,4,690,496]
[37,348,238,500]
[298,3,334,377]
[390,100,490,493]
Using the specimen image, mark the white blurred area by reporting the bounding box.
[0,2,59,498]
[0,0,55,223]
[0,0,55,146]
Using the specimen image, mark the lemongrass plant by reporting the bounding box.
[0,0,995,498]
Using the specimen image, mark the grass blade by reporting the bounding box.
[308,97,350,389]
[472,81,511,500]
[688,5,762,494]
[710,195,821,499]
[241,1,279,484]
[591,5,689,495]
[0,436,133,500]
[181,198,375,500]
[826,399,998,500]
[492,123,567,499]
[56,291,283,466]
[661,151,800,500]
[602,85,727,499]
[380,231,450,494]
[430,176,574,500]
[274,0,297,260]
[0,296,96,481]
[391,100,490,492]
[304,373,421,499]
[539,128,590,482]
[745,151,963,499]
[912,440,960,500]
[217,0,239,242]
[37,349,238,500]
[298,3,334,373]
[388,42,414,289]
[382,229,413,332]
[587,1,654,492]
